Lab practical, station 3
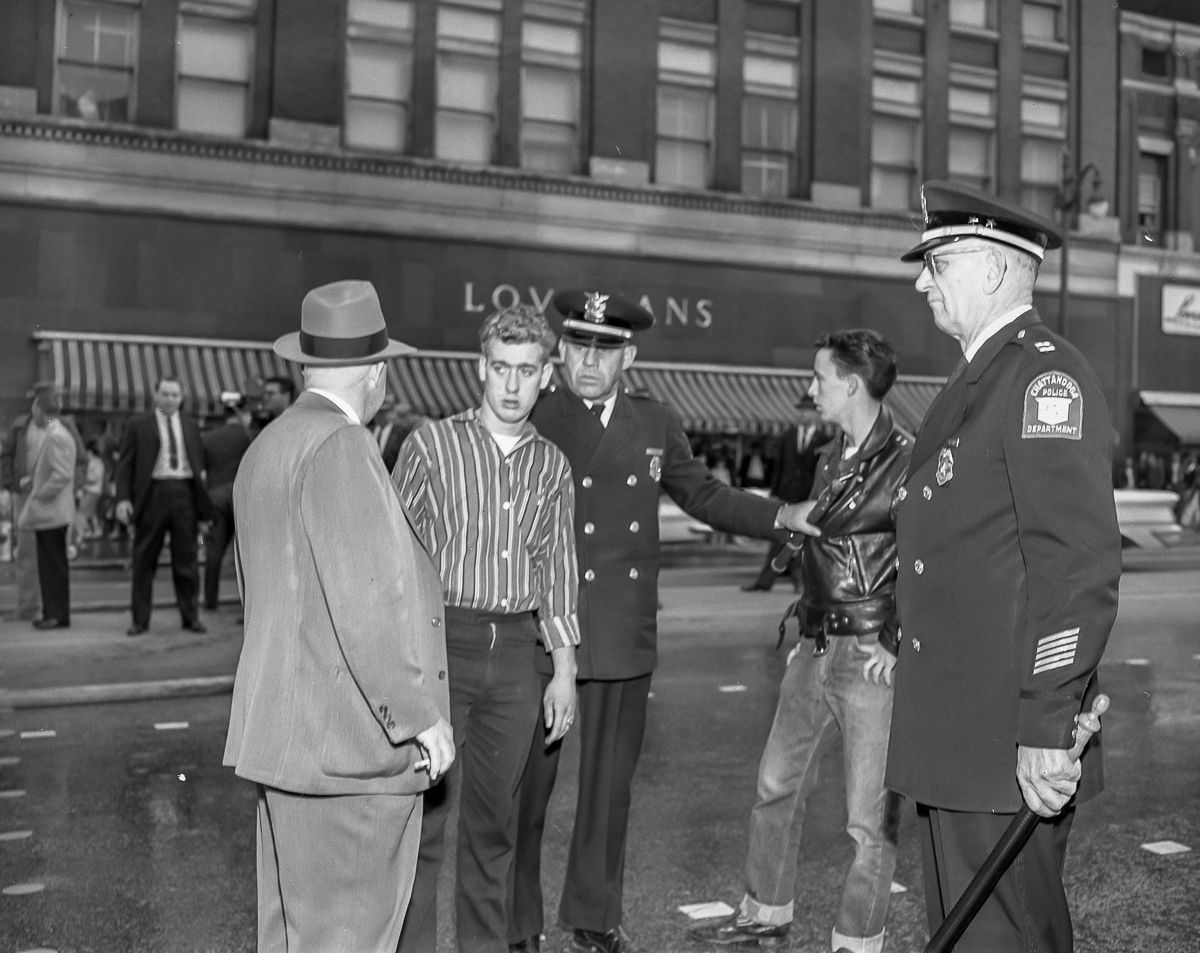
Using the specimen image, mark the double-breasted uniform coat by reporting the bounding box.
[886,309,1121,812]
[508,384,782,938]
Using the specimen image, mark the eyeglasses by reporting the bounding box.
[922,247,990,276]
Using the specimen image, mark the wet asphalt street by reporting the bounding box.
[1,552,1198,953]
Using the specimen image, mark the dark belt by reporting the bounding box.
[777,594,893,656]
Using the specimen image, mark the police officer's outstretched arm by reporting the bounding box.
[1004,347,1121,816]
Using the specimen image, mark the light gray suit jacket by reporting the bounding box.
[18,419,77,531]
[223,391,450,795]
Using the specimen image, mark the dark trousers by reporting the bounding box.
[398,609,542,953]
[204,485,234,610]
[508,674,652,940]
[917,803,1076,953]
[131,480,199,628]
[35,526,70,624]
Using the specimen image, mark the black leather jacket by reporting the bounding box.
[795,406,911,655]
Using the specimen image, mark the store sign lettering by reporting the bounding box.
[461,282,714,329]
[1161,284,1200,337]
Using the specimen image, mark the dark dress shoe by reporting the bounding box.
[182,620,207,634]
[688,914,789,946]
[509,936,541,953]
[33,617,69,630]
[126,624,148,637]
[572,927,635,953]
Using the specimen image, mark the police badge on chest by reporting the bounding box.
[936,439,959,487]
[647,448,663,483]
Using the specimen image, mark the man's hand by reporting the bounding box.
[115,500,133,525]
[543,646,578,745]
[776,500,821,536]
[853,640,896,686]
[415,716,455,783]
[1016,745,1081,818]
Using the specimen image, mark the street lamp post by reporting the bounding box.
[1056,156,1108,341]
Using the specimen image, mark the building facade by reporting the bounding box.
[1,0,1199,453]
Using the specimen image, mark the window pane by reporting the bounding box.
[659,41,716,78]
[521,120,575,173]
[1020,185,1057,220]
[349,0,415,30]
[438,7,501,43]
[742,155,789,197]
[1021,97,1063,129]
[949,127,993,188]
[523,66,577,122]
[1021,138,1060,185]
[436,111,494,163]
[949,0,991,29]
[657,140,708,188]
[872,167,916,209]
[872,115,917,163]
[438,53,498,111]
[58,63,132,120]
[1022,3,1059,41]
[873,75,921,106]
[658,87,710,139]
[349,41,413,99]
[346,100,408,151]
[744,54,797,92]
[949,86,994,117]
[63,3,136,66]
[178,80,247,136]
[523,21,581,57]
[743,98,793,151]
[179,20,254,82]
[874,0,920,14]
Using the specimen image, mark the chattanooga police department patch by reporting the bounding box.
[1022,371,1083,439]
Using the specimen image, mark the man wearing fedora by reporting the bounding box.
[887,182,1120,951]
[224,279,455,953]
[114,376,213,636]
[507,289,822,953]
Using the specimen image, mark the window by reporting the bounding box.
[874,0,922,15]
[1142,47,1170,79]
[1138,152,1167,245]
[520,2,585,174]
[948,72,996,191]
[871,54,923,209]
[949,0,994,30]
[1022,1,1062,43]
[55,0,139,122]
[656,21,717,189]
[345,0,415,152]
[1019,84,1066,219]
[177,1,257,137]
[436,1,501,164]
[741,34,799,197]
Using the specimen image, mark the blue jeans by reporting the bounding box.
[741,635,899,953]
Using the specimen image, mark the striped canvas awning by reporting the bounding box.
[35,331,942,435]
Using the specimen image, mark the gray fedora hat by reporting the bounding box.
[274,280,415,366]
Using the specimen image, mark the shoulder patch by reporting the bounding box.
[1022,371,1082,440]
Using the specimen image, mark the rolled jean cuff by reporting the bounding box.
[739,893,792,927]
[831,927,885,953]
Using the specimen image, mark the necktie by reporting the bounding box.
[588,402,605,424]
[166,413,179,470]
[945,356,969,389]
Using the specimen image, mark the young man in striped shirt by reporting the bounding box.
[394,304,580,953]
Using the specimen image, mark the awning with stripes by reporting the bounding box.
[35,331,942,435]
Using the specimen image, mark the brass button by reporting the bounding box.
[432,618,442,627]
[438,670,446,680]
[629,568,639,580]
[583,522,595,535]
[582,476,593,488]
[911,638,921,652]
[627,474,638,486]
[629,521,639,532]
[923,486,932,500]
[897,487,908,501]
[584,569,595,582]
[914,559,924,575]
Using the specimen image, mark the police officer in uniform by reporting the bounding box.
[507,290,818,953]
[886,182,1121,952]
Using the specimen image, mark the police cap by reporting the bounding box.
[900,180,1063,263]
[552,289,655,349]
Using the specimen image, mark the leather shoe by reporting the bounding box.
[688,914,789,946]
[126,624,148,637]
[509,936,541,953]
[182,620,207,634]
[572,927,635,953]
[32,617,69,630]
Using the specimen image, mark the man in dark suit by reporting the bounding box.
[506,290,818,953]
[201,398,252,610]
[114,376,213,636]
[887,182,1121,952]
[742,395,827,592]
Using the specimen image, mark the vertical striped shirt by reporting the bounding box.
[394,409,580,651]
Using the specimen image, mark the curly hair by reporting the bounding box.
[479,304,557,362]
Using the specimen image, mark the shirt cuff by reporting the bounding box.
[540,615,581,652]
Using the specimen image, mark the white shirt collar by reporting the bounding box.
[308,388,361,425]
[963,304,1032,362]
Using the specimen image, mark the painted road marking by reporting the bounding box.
[0,830,34,841]
[0,756,19,766]
[0,790,26,799]
[2,882,45,895]
[718,684,748,693]
[1124,658,1151,666]
[154,722,190,731]
[19,730,56,740]
[1141,840,1191,856]
[0,729,15,739]
[679,901,735,920]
